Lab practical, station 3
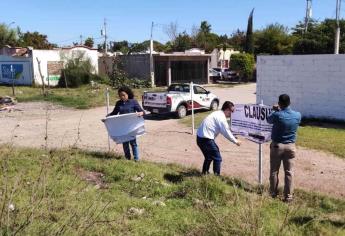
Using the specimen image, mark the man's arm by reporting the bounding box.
[267,111,278,124]
[219,116,240,145]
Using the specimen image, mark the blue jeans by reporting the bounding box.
[197,136,222,175]
[122,139,139,161]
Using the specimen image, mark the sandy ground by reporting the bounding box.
[1,84,344,198]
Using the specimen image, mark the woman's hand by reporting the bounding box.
[136,111,144,117]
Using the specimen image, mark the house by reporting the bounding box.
[0,45,98,86]
[210,48,240,69]
[99,49,211,86]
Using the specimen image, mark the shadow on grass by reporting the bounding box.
[164,169,202,183]
[290,216,345,228]
[85,150,122,160]
[163,169,265,196]
[301,117,345,130]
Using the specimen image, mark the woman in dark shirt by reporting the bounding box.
[108,86,144,161]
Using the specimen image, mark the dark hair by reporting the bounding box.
[278,94,290,108]
[221,101,234,111]
[118,86,134,99]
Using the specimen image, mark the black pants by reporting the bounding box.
[197,136,222,175]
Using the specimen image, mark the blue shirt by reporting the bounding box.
[267,107,301,144]
[108,99,144,116]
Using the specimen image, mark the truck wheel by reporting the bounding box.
[176,105,187,118]
[210,100,219,111]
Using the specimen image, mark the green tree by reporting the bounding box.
[195,21,219,53]
[112,40,130,54]
[254,23,296,55]
[245,9,254,53]
[170,32,193,52]
[292,19,345,54]
[0,23,17,48]
[18,31,56,49]
[230,53,255,81]
[228,29,246,51]
[200,21,211,34]
[84,37,94,48]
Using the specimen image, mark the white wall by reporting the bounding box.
[32,47,99,86]
[257,55,345,120]
[0,56,33,85]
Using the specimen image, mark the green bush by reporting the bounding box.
[105,57,151,89]
[58,54,97,88]
[111,77,151,89]
[230,53,255,81]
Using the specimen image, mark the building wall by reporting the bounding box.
[210,49,218,68]
[98,56,113,77]
[0,56,33,85]
[99,54,151,80]
[119,54,150,79]
[32,47,98,86]
[257,55,345,120]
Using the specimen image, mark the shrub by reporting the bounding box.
[111,77,151,89]
[105,57,151,89]
[230,53,255,81]
[58,53,96,88]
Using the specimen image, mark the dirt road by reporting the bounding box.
[1,84,344,198]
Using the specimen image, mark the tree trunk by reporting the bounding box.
[36,57,46,96]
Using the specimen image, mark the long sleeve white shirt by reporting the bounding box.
[197,110,238,144]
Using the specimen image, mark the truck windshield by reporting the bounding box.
[168,84,190,92]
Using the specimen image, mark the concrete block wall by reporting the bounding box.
[119,54,150,79]
[257,55,345,120]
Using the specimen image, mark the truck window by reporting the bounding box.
[168,84,190,92]
[194,86,207,94]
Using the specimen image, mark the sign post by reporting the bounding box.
[258,100,264,185]
[230,103,273,184]
[106,88,111,152]
[191,82,195,135]
[11,65,15,96]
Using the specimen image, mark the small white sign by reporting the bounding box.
[103,113,145,144]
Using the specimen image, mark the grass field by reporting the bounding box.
[0,83,245,110]
[0,146,344,235]
[0,85,160,109]
[179,111,345,159]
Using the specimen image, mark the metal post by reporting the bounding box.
[335,0,341,54]
[259,143,263,184]
[191,82,195,135]
[305,0,312,33]
[258,99,264,184]
[11,65,15,97]
[150,22,155,87]
[104,18,108,54]
[106,88,110,152]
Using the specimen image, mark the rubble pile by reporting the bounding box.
[0,96,17,111]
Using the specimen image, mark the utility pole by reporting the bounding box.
[305,0,312,33]
[102,18,108,54]
[149,21,155,87]
[335,0,341,54]
[80,35,83,45]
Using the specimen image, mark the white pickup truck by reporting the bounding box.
[142,83,220,118]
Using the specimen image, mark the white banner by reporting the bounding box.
[103,113,145,144]
[231,104,273,144]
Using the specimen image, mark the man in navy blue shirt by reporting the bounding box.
[267,94,301,202]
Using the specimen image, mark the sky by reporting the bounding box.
[1,0,343,47]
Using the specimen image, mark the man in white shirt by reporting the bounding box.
[197,101,241,175]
